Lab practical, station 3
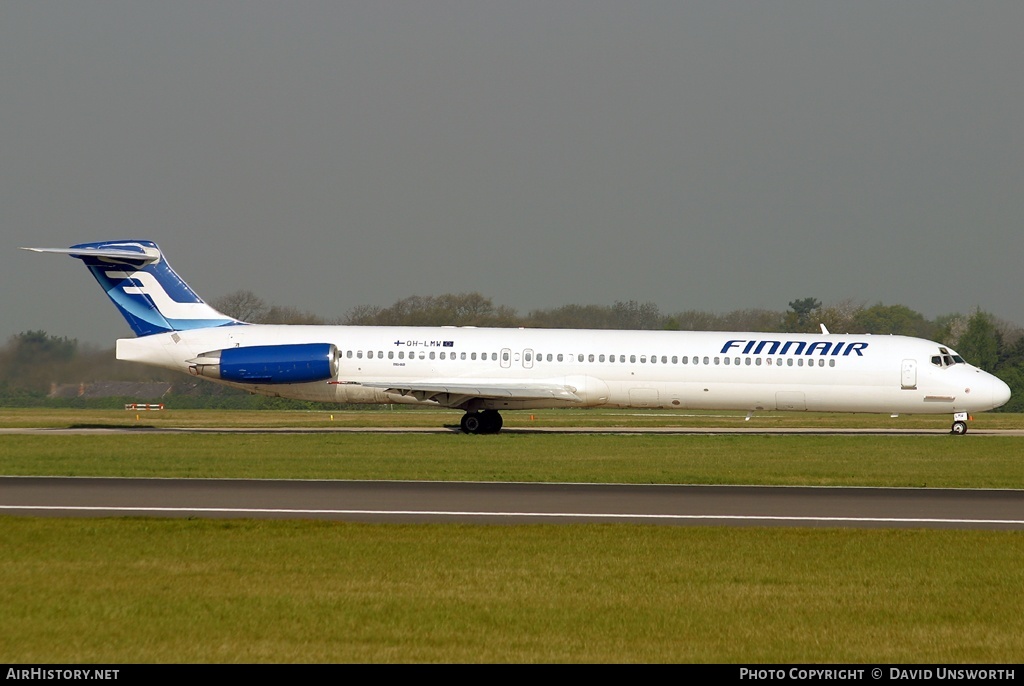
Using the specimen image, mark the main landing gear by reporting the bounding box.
[950,411,970,436]
[460,410,503,435]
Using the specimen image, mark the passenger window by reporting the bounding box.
[429,352,435,360]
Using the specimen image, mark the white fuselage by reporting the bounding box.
[116,324,1011,416]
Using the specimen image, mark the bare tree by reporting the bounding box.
[211,289,268,322]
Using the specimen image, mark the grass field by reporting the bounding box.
[3,432,1024,488]
[2,409,1022,663]
[3,519,1023,663]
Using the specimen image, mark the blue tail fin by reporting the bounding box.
[23,240,240,336]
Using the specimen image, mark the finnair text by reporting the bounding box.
[721,340,869,356]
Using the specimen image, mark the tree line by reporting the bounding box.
[2,292,1022,411]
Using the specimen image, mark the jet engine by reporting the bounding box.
[188,343,339,384]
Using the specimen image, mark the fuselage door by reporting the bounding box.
[500,348,512,369]
[522,348,534,369]
[901,359,917,390]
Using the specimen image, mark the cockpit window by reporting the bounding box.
[931,348,967,368]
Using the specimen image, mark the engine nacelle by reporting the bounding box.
[188,343,339,384]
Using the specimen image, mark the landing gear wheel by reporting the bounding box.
[481,410,503,434]
[461,412,483,434]
[951,420,968,436]
[460,410,504,434]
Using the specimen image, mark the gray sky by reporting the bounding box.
[3,2,1022,345]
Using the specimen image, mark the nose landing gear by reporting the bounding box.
[950,411,970,435]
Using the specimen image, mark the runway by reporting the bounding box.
[4,425,1024,435]
[3,477,1023,530]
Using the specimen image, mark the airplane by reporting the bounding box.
[24,240,1011,434]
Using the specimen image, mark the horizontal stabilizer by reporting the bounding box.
[21,245,161,264]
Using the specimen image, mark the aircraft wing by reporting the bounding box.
[355,380,583,404]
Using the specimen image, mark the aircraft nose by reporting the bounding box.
[991,375,1012,409]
